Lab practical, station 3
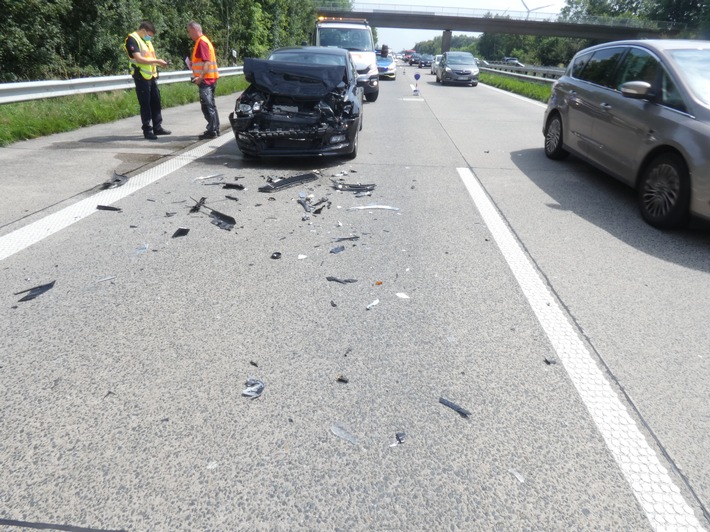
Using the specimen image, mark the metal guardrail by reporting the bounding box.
[485,63,564,81]
[481,67,556,85]
[0,66,244,105]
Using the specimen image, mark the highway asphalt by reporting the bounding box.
[1,67,708,531]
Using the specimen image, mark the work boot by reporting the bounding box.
[198,131,218,140]
[144,131,158,140]
[154,128,171,135]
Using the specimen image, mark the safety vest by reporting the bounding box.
[191,35,219,80]
[124,32,156,79]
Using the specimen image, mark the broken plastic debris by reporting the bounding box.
[258,172,318,192]
[336,374,349,384]
[207,209,236,231]
[298,254,307,260]
[134,243,149,255]
[189,197,206,213]
[366,299,379,310]
[333,236,359,242]
[271,252,282,260]
[172,227,190,238]
[225,195,239,201]
[192,173,224,182]
[330,245,345,254]
[396,293,410,299]
[95,276,116,283]
[544,357,557,365]
[509,469,525,483]
[165,212,177,217]
[439,397,471,418]
[326,276,357,284]
[348,204,400,211]
[330,300,337,307]
[390,432,406,447]
[14,280,56,302]
[331,423,357,445]
[206,461,219,470]
[102,171,128,189]
[96,205,122,212]
[242,377,265,399]
[330,179,376,192]
[355,191,371,197]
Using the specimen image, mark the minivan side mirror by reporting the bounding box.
[621,81,653,100]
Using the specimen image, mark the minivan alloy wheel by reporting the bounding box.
[638,152,690,229]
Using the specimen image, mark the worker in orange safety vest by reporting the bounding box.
[186,21,220,140]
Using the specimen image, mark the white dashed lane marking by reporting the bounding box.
[457,166,705,531]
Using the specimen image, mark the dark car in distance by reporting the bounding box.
[418,54,434,68]
[408,53,421,66]
[229,47,364,159]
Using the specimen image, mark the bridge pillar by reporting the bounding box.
[441,30,452,53]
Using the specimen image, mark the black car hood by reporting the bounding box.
[244,58,347,98]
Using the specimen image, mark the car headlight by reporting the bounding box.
[238,103,252,114]
[445,67,452,72]
[472,68,479,75]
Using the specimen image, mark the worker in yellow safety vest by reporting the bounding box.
[186,21,220,140]
[124,21,171,140]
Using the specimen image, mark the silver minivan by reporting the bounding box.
[543,39,710,229]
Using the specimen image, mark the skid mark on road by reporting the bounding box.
[458,166,705,531]
[0,135,232,262]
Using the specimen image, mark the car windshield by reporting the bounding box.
[448,54,475,65]
[319,28,373,52]
[269,51,346,66]
[422,55,433,60]
[669,48,710,106]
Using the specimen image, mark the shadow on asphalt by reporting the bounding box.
[510,147,710,273]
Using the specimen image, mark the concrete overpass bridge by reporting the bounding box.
[316,2,682,42]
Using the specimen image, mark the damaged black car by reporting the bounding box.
[229,47,365,159]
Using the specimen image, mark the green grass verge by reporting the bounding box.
[480,72,552,103]
[0,75,249,147]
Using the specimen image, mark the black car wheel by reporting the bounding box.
[544,113,569,160]
[365,90,379,102]
[637,152,690,229]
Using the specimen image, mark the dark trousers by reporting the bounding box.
[199,82,220,133]
[133,75,163,134]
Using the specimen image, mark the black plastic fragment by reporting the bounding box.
[271,252,282,259]
[326,276,357,284]
[297,198,312,212]
[172,227,190,238]
[225,195,239,201]
[258,172,318,192]
[330,179,376,192]
[15,280,56,302]
[336,374,349,384]
[439,397,471,418]
[208,209,236,231]
[165,212,177,217]
[333,236,360,242]
[395,432,406,444]
[544,357,557,365]
[330,245,345,254]
[223,183,245,190]
[189,197,207,213]
[249,361,259,367]
[96,205,122,212]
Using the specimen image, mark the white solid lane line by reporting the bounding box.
[457,166,704,531]
[0,135,233,262]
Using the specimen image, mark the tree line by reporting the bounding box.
[1,0,351,82]
[2,0,707,82]
[411,0,708,67]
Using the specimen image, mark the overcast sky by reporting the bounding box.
[371,0,567,51]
